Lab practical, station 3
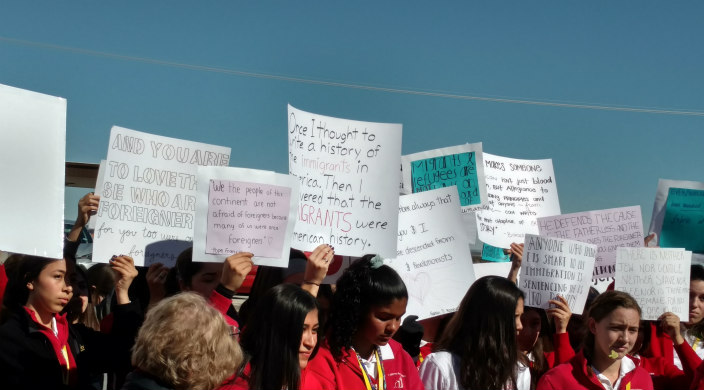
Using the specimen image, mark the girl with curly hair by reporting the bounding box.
[306,254,423,390]
[124,292,243,390]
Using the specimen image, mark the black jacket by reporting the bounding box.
[0,302,142,390]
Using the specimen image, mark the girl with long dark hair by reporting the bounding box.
[419,275,528,390]
[226,283,320,390]
[306,254,423,390]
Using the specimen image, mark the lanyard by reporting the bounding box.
[694,337,701,351]
[356,348,386,390]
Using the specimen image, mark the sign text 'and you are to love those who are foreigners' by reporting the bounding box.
[92,127,230,266]
[288,105,401,258]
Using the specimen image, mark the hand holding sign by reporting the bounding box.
[220,252,254,292]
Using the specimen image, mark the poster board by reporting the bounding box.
[0,84,66,258]
[481,244,511,262]
[476,153,560,248]
[401,143,486,209]
[519,234,596,314]
[648,179,704,240]
[193,166,299,267]
[614,247,691,320]
[387,187,475,320]
[92,126,230,266]
[537,206,644,279]
[288,104,402,258]
[660,188,704,253]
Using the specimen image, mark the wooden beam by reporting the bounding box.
[65,162,99,188]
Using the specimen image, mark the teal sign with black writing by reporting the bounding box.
[660,187,704,253]
[481,243,511,262]
[410,152,480,206]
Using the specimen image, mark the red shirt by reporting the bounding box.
[537,351,654,390]
[306,339,424,390]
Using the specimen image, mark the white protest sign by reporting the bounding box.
[538,206,644,279]
[0,84,66,258]
[193,166,299,267]
[92,127,230,266]
[386,187,475,320]
[615,247,691,321]
[476,153,560,248]
[288,104,402,258]
[648,179,704,240]
[519,234,596,314]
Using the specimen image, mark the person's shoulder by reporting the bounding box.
[423,350,455,365]
[0,310,27,338]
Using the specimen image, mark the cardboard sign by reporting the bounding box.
[519,234,596,314]
[288,105,402,258]
[481,243,511,262]
[401,143,486,208]
[648,179,704,240]
[537,206,644,279]
[476,153,560,248]
[92,127,230,266]
[660,188,704,253]
[193,166,299,267]
[0,84,66,258]
[387,187,475,320]
[615,247,691,320]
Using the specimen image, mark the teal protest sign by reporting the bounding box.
[660,188,704,253]
[481,243,511,262]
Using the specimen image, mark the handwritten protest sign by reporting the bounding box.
[537,206,643,279]
[0,84,66,258]
[193,166,299,267]
[660,188,704,253]
[519,234,596,314]
[615,247,691,320]
[288,105,402,258]
[401,143,486,208]
[386,187,475,320]
[482,244,511,262]
[476,153,560,248]
[648,179,704,238]
[92,127,230,266]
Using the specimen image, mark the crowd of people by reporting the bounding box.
[1,192,703,390]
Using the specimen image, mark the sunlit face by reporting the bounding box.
[517,308,541,353]
[299,309,319,369]
[589,307,640,361]
[359,298,407,348]
[688,280,704,325]
[183,262,222,299]
[515,298,524,335]
[27,259,73,316]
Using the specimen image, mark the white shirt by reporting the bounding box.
[419,351,530,390]
[591,356,636,390]
[357,344,395,381]
[673,328,704,370]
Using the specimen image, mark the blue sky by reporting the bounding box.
[1,1,702,225]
